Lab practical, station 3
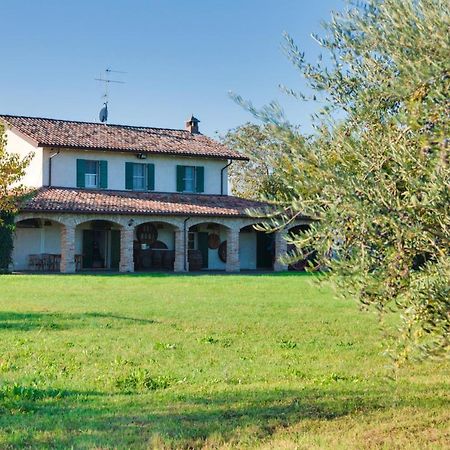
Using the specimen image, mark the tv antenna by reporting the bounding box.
[95,68,126,123]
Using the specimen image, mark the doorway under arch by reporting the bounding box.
[187,222,231,271]
[12,218,64,271]
[134,221,178,271]
[75,220,122,270]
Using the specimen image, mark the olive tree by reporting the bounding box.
[235,0,449,361]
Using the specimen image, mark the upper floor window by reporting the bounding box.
[125,162,155,191]
[85,160,99,188]
[133,164,146,190]
[77,159,107,189]
[176,165,204,193]
[183,166,195,192]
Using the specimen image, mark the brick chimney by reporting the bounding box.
[185,115,200,134]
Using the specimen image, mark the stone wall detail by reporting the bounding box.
[225,227,240,272]
[174,228,187,272]
[60,224,76,273]
[119,227,135,273]
[273,230,289,272]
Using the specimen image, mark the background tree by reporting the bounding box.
[222,123,303,200]
[234,0,449,362]
[0,123,33,271]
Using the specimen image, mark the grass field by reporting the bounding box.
[0,273,448,449]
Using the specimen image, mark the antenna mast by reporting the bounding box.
[95,67,126,123]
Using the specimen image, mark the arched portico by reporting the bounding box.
[239,223,274,271]
[133,220,179,271]
[284,223,318,271]
[186,220,240,272]
[12,217,64,271]
[11,208,311,273]
[237,220,312,272]
[74,219,124,271]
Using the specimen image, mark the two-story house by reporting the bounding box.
[1,114,308,273]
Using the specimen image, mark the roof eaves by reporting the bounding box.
[38,143,249,160]
[0,117,40,147]
[19,206,255,218]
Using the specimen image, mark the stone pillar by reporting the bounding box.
[119,227,135,273]
[226,228,240,272]
[274,230,288,272]
[174,228,187,272]
[60,224,76,273]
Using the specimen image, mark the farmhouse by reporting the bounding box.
[1,114,308,273]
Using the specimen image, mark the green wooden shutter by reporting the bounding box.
[196,166,204,193]
[76,159,85,188]
[99,161,108,189]
[147,163,155,191]
[125,162,133,190]
[176,165,184,192]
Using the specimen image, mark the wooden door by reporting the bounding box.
[110,230,120,270]
[82,230,94,269]
[256,232,274,269]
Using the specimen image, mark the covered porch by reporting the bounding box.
[12,213,305,274]
[12,187,311,273]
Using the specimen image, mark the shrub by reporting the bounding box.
[114,369,171,393]
[0,212,14,273]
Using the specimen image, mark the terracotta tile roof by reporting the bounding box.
[20,187,270,218]
[0,115,246,160]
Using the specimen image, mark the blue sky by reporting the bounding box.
[0,0,344,137]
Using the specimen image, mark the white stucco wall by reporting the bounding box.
[5,129,43,187]
[12,221,62,270]
[153,227,175,250]
[43,148,229,194]
[239,231,257,270]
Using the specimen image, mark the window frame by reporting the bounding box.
[132,163,147,191]
[84,160,100,188]
[183,166,196,193]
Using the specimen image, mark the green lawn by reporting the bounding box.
[0,273,448,449]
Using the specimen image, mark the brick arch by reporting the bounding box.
[132,217,183,230]
[238,220,267,231]
[286,221,312,234]
[187,218,233,230]
[15,213,67,227]
[72,217,126,229]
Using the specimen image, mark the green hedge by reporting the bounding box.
[0,212,15,273]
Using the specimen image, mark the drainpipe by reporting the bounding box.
[48,149,60,187]
[183,216,191,271]
[220,160,233,195]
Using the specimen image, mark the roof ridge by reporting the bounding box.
[0,113,247,160]
[0,114,192,134]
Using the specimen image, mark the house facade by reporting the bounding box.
[1,114,308,273]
